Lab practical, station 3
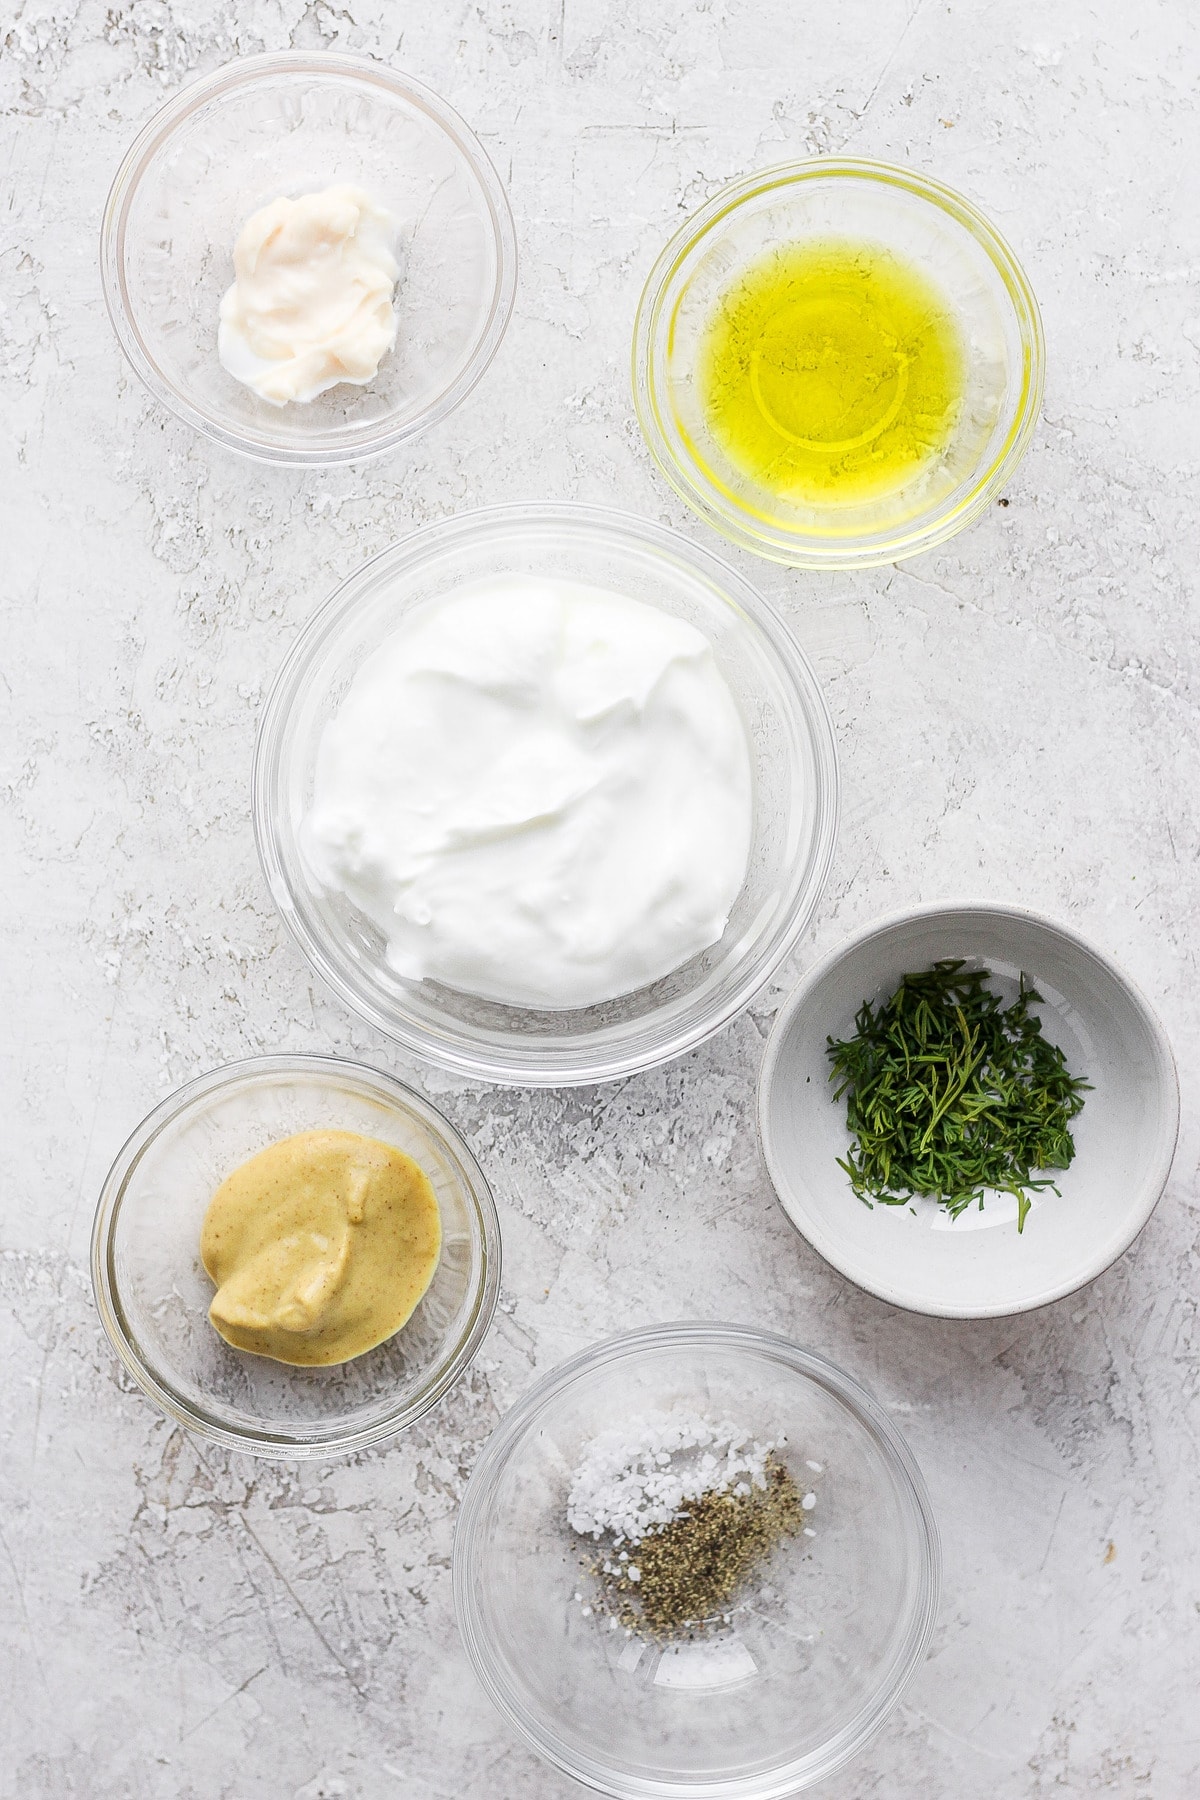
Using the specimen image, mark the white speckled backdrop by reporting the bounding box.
[3,2,1199,1795]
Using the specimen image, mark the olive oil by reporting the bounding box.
[695,239,968,508]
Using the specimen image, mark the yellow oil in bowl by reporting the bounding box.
[695,239,968,510]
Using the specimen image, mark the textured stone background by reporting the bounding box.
[3,1,1200,1795]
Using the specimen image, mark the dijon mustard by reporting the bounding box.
[200,1130,441,1367]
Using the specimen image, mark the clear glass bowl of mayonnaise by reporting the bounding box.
[91,1056,501,1459]
[100,52,517,465]
[253,504,840,1087]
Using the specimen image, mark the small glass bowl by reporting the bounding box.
[90,1055,501,1459]
[252,503,840,1087]
[633,159,1044,569]
[453,1323,940,1798]
[100,52,517,465]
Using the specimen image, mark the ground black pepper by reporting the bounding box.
[583,1456,805,1639]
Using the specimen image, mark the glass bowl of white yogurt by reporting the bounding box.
[253,504,840,1086]
[100,52,517,464]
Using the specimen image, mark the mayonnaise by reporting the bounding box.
[303,579,755,1010]
[218,184,399,406]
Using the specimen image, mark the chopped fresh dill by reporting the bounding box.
[825,960,1090,1233]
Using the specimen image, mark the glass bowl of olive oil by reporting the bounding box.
[633,159,1044,569]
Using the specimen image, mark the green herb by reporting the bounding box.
[826,960,1090,1232]
[584,1457,805,1640]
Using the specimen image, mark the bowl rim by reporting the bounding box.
[632,155,1045,570]
[89,1052,502,1459]
[99,48,519,467]
[251,500,841,1088]
[452,1319,941,1799]
[757,899,1181,1319]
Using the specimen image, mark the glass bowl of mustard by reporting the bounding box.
[91,1055,501,1459]
[633,159,1044,569]
[100,51,517,465]
[454,1323,940,1798]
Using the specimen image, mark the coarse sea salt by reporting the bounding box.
[567,1410,784,1544]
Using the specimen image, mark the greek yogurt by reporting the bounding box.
[303,578,754,1009]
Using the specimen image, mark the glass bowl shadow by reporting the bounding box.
[91,1055,501,1459]
[453,1323,940,1798]
[100,51,517,465]
[252,503,840,1087]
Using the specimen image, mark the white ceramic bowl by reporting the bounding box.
[758,903,1179,1318]
[100,52,517,464]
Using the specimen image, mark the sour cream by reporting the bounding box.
[218,184,399,405]
[304,579,754,1010]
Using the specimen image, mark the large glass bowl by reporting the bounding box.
[100,51,517,464]
[252,504,840,1086]
[453,1324,940,1798]
[90,1055,501,1459]
[633,159,1044,569]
